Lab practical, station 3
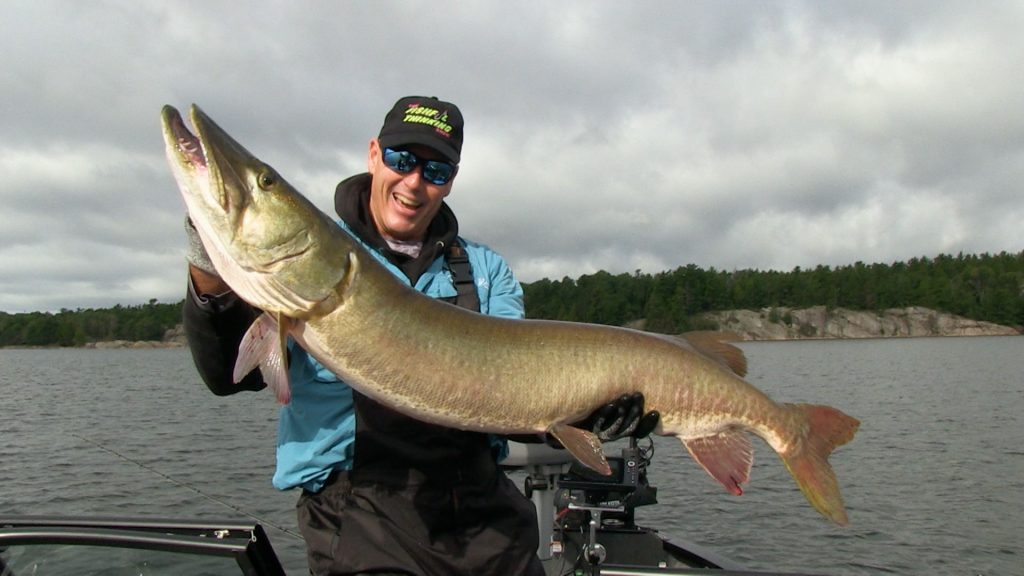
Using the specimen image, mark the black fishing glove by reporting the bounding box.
[581,392,660,442]
[184,216,218,275]
[536,392,660,448]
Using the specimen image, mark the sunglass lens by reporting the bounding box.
[384,149,416,173]
[422,162,454,185]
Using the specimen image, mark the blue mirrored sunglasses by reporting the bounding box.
[382,148,457,186]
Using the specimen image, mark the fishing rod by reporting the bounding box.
[71,432,303,541]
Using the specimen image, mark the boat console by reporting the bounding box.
[504,439,742,574]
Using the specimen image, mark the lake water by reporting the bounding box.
[2,337,1021,575]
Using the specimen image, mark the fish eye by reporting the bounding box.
[257,169,277,190]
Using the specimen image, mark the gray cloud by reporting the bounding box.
[2,0,1022,312]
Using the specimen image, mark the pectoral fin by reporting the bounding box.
[235,312,292,404]
[682,430,753,495]
[549,423,611,476]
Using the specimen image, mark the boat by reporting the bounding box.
[1,440,826,575]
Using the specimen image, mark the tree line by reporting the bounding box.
[0,299,183,347]
[2,251,1021,347]
[523,251,1024,334]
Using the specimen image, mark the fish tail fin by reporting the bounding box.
[779,404,860,526]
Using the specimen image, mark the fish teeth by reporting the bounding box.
[178,136,205,166]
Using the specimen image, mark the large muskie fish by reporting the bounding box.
[162,104,860,525]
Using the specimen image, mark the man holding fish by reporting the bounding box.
[181,95,657,575]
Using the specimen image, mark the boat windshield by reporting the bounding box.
[0,517,286,576]
[1,542,242,576]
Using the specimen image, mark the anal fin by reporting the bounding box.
[682,430,753,495]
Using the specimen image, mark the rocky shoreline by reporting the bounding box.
[82,324,188,349]
[83,339,186,349]
[700,305,1020,340]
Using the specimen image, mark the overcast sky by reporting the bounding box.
[2,1,1022,313]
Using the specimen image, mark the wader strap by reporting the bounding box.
[446,242,481,313]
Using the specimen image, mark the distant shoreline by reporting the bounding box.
[6,332,1021,351]
[5,306,1019,350]
[699,305,1020,340]
[2,341,186,350]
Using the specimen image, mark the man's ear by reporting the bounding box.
[367,138,381,173]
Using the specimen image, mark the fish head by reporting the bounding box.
[162,104,351,318]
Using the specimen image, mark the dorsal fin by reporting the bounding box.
[679,331,748,376]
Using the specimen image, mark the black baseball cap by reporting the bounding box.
[378,96,464,164]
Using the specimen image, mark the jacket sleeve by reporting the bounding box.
[470,242,525,320]
[182,275,266,395]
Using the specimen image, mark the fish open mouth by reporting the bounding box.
[165,107,207,170]
[163,104,229,211]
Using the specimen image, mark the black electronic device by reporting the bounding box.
[557,446,641,494]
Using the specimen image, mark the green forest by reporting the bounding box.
[1,251,1022,347]
[0,299,184,347]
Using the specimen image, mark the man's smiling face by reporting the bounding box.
[367,138,455,242]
